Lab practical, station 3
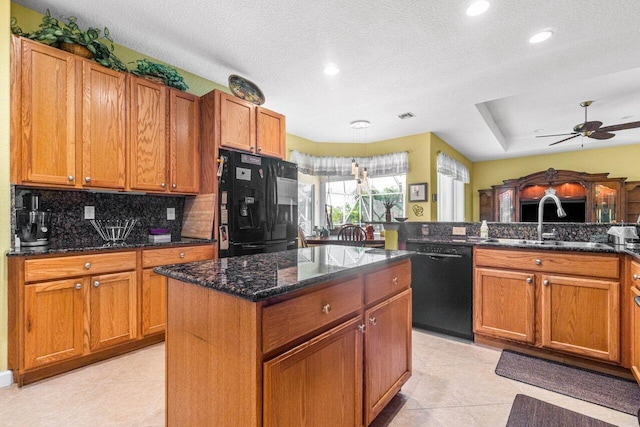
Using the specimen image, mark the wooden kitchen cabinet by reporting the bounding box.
[364,288,412,425]
[14,36,78,187]
[474,267,535,344]
[263,317,363,427]
[474,247,621,363]
[631,286,640,384]
[89,271,138,351]
[256,106,285,158]
[169,90,200,193]
[24,278,85,369]
[81,60,127,189]
[218,90,256,153]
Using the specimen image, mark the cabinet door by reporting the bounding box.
[129,76,168,192]
[20,39,77,186]
[541,274,619,362]
[256,107,285,159]
[81,60,126,189]
[24,279,85,369]
[219,91,255,152]
[473,268,535,344]
[89,271,137,351]
[141,269,167,336]
[263,317,363,427]
[631,286,640,384]
[169,89,200,193]
[364,289,412,425]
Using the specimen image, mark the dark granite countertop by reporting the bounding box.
[154,245,414,302]
[6,238,215,257]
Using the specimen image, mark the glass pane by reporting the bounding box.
[594,184,617,223]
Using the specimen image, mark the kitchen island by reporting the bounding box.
[155,246,413,426]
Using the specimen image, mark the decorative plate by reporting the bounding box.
[228,75,265,105]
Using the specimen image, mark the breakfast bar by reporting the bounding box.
[155,246,413,426]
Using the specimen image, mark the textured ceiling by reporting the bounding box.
[14,0,640,161]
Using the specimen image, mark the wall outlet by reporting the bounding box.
[167,207,176,220]
[84,206,95,220]
[452,226,466,236]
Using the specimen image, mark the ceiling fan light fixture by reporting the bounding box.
[350,120,371,129]
[466,0,490,16]
[529,30,553,44]
[323,63,340,75]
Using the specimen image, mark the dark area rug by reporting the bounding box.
[496,350,640,416]
[506,394,616,427]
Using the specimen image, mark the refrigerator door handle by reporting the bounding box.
[273,165,279,231]
[265,164,272,232]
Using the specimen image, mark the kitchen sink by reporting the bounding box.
[482,238,612,250]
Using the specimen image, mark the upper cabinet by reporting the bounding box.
[210,90,286,159]
[10,36,200,195]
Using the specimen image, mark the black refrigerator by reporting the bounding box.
[218,148,298,257]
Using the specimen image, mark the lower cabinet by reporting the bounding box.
[474,248,621,364]
[631,286,640,383]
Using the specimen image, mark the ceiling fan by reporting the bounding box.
[537,101,640,146]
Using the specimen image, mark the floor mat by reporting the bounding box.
[506,394,616,427]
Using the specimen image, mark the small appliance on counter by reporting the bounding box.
[607,225,639,247]
[16,193,52,246]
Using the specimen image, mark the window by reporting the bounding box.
[436,152,469,222]
[297,183,314,235]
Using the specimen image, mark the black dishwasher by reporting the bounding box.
[406,242,473,340]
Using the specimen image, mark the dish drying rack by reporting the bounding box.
[90,219,138,246]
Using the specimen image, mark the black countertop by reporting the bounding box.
[6,238,215,257]
[154,245,414,302]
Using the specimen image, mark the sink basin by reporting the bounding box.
[482,238,612,250]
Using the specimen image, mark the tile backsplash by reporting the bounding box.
[12,186,185,248]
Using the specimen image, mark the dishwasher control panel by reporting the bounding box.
[407,242,471,257]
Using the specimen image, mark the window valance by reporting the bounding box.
[290,150,409,177]
[436,152,470,183]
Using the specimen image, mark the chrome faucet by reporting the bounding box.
[537,188,567,241]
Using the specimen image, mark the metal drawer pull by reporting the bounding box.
[85,177,91,182]
[75,283,82,290]
[392,277,398,285]
[180,252,185,258]
[634,274,640,280]
[172,183,177,188]
[526,277,533,284]
[369,317,377,325]
[535,259,542,266]
[68,175,74,181]
[93,281,100,287]
[543,279,550,286]
[635,296,640,307]
[84,262,91,269]
[161,182,166,188]
[358,324,366,333]
[321,304,331,314]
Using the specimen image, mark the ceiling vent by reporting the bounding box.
[397,112,415,120]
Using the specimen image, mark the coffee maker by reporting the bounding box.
[17,193,52,246]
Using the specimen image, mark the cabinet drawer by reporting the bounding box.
[262,277,363,354]
[142,245,213,268]
[630,260,640,290]
[24,252,136,282]
[475,248,619,279]
[364,260,411,306]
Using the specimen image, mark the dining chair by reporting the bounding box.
[298,226,309,248]
[337,224,367,246]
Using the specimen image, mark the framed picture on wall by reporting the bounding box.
[409,183,427,202]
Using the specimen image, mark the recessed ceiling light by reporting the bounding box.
[529,30,553,44]
[350,120,371,129]
[323,63,340,75]
[466,0,490,16]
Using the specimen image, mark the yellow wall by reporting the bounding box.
[471,143,640,221]
[1,0,11,373]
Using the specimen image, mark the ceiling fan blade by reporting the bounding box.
[573,121,602,132]
[598,121,640,132]
[588,132,615,140]
[536,132,578,138]
[549,134,580,146]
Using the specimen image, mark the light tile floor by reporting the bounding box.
[0,329,636,426]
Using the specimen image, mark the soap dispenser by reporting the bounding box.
[480,220,489,238]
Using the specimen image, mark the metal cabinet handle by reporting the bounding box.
[250,146,255,150]
[392,277,398,285]
[257,147,262,152]
[369,317,377,325]
[535,259,542,266]
[358,324,366,333]
[543,279,550,286]
[180,252,185,258]
[634,274,640,280]
[68,175,74,181]
[93,281,100,287]
[322,303,331,314]
[172,183,177,189]
[161,182,166,188]
[75,283,82,290]
[85,177,91,183]
[526,277,533,284]
[84,262,91,269]
[635,296,640,307]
